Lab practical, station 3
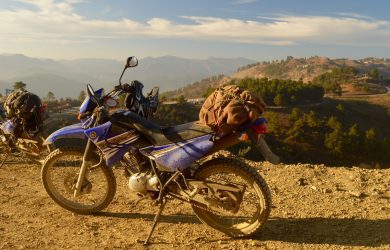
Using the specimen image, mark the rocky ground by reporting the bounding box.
[0,153,389,249]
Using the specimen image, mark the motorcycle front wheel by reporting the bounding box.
[192,157,271,237]
[41,147,116,214]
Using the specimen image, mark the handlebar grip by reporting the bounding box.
[255,136,281,164]
[247,128,281,164]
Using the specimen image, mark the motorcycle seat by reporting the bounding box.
[112,111,213,146]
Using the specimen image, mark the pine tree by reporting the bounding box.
[327,116,341,130]
[346,123,361,154]
[285,119,305,143]
[325,117,347,155]
[289,107,301,122]
[304,110,320,128]
[324,125,347,155]
[273,93,284,106]
[364,128,377,158]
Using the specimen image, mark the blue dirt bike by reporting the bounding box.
[41,56,280,244]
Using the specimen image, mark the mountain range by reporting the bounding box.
[0,54,255,98]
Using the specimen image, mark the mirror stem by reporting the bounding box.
[118,67,127,86]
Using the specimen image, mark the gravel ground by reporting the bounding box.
[0,153,389,249]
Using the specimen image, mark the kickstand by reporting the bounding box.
[143,198,167,245]
[0,152,10,168]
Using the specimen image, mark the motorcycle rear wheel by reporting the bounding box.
[191,157,271,237]
[41,147,116,214]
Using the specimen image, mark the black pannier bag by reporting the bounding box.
[3,90,44,136]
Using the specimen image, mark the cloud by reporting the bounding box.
[232,0,257,4]
[1,0,390,47]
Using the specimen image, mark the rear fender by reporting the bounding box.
[43,123,86,145]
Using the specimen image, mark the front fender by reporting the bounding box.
[43,123,86,145]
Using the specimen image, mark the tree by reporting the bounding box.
[324,116,348,155]
[324,126,347,155]
[46,91,55,102]
[289,107,301,122]
[78,90,86,102]
[327,116,341,130]
[273,93,284,106]
[177,95,186,104]
[264,112,281,136]
[13,81,26,90]
[304,110,320,128]
[346,123,361,154]
[285,119,305,143]
[364,128,377,158]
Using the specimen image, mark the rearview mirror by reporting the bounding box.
[86,84,99,104]
[86,84,95,98]
[126,56,138,68]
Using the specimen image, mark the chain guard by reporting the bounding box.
[172,180,245,215]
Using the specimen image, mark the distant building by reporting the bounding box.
[162,101,179,105]
[187,97,205,104]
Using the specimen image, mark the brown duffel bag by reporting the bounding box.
[199,85,266,136]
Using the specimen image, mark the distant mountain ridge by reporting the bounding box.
[0,54,255,98]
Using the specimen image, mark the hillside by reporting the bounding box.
[165,56,390,99]
[0,154,389,249]
[0,54,255,98]
[232,56,390,82]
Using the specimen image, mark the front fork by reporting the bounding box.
[74,139,94,197]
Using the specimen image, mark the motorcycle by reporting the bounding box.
[0,105,48,167]
[41,56,281,244]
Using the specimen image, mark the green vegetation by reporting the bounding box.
[312,66,358,95]
[255,99,390,168]
[228,77,324,106]
[263,62,289,76]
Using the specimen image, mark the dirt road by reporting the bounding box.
[0,154,389,249]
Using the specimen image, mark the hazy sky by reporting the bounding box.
[0,0,389,60]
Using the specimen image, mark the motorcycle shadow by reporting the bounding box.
[95,212,390,247]
[258,217,390,247]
